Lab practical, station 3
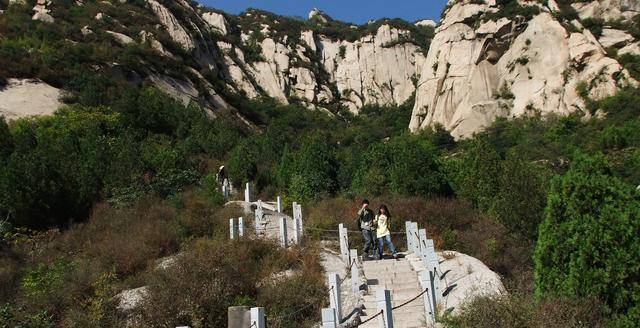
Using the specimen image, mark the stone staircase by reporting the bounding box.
[359,257,427,328]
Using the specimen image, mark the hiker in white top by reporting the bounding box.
[374,204,398,259]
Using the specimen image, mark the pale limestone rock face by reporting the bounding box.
[572,0,640,21]
[218,24,424,112]
[415,19,437,27]
[106,31,134,45]
[140,31,176,59]
[0,79,61,121]
[410,1,632,139]
[619,42,640,55]
[148,74,200,107]
[202,11,228,35]
[32,0,53,23]
[599,28,634,48]
[147,0,195,51]
[248,38,291,103]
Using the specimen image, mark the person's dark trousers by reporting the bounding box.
[362,229,375,257]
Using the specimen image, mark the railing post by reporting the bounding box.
[418,228,428,264]
[328,273,342,321]
[405,221,413,253]
[338,224,349,264]
[229,218,238,239]
[238,217,245,237]
[321,308,338,328]
[255,202,264,235]
[222,178,230,198]
[293,203,303,236]
[292,215,301,244]
[250,307,265,328]
[349,249,359,293]
[419,271,436,324]
[277,196,282,213]
[279,217,288,248]
[425,239,440,273]
[410,222,419,254]
[377,289,394,328]
[244,183,251,203]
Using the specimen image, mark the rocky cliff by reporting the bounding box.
[0,0,435,121]
[409,0,640,139]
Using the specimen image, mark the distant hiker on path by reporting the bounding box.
[357,199,376,260]
[217,165,226,183]
[375,204,398,259]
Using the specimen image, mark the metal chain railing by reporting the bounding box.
[356,309,383,326]
[392,288,429,310]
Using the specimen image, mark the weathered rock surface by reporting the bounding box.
[202,11,228,35]
[599,28,634,48]
[147,0,195,51]
[572,0,640,21]
[0,79,61,121]
[410,0,634,139]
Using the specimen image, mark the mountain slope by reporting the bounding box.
[0,0,435,122]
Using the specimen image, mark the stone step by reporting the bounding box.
[367,279,422,290]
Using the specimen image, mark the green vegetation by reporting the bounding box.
[535,154,640,325]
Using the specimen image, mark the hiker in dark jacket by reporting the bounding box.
[357,199,376,259]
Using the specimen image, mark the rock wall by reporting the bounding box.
[409,0,635,139]
[212,23,426,113]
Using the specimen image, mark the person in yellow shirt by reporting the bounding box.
[374,204,398,260]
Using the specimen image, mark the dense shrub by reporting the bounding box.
[534,154,640,321]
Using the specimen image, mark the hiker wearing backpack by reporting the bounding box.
[357,199,376,260]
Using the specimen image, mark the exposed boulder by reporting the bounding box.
[202,11,228,35]
[106,31,134,45]
[598,28,634,48]
[309,7,330,23]
[415,19,437,27]
[116,286,149,312]
[32,0,53,23]
[0,79,61,121]
[410,1,633,139]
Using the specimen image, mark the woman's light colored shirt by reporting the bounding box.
[376,214,390,238]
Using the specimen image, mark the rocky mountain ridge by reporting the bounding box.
[0,0,435,121]
[2,0,640,138]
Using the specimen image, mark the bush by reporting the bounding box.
[534,154,640,320]
[226,139,259,185]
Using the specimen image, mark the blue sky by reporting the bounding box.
[198,0,448,24]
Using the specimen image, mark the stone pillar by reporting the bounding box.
[222,179,230,198]
[419,271,436,324]
[410,222,419,254]
[250,307,265,328]
[338,224,349,264]
[229,218,238,240]
[238,217,245,237]
[227,306,250,328]
[321,308,338,328]
[418,229,428,264]
[244,183,251,203]
[254,202,264,235]
[328,273,342,321]
[292,215,301,244]
[425,239,440,273]
[279,217,288,248]
[293,202,303,236]
[377,289,394,328]
[405,221,413,253]
[277,196,282,213]
[349,249,359,293]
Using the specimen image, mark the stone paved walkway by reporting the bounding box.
[359,256,428,328]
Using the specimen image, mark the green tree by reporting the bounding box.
[492,151,549,239]
[534,154,640,322]
[453,139,503,211]
[226,140,258,185]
